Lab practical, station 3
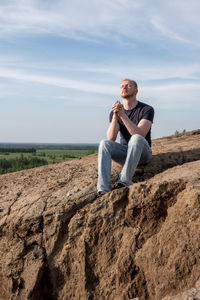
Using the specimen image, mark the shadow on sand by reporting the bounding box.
[132,147,200,183]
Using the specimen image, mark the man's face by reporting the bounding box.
[120,80,137,99]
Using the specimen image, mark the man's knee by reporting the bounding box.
[98,139,113,152]
[128,134,145,146]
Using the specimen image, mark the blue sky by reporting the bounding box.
[0,0,199,143]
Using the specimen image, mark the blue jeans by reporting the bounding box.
[97,134,152,192]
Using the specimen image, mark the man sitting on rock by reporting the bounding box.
[97,78,154,196]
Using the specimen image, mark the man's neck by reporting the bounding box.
[123,96,138,110]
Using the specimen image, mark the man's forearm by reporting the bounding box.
[120,114,145,137]
[107,113,119,141]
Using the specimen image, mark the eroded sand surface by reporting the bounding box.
[0,130,200,300]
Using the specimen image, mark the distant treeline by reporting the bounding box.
[0,143,98,150]
[0,148,36,153]
[0,155,47,174]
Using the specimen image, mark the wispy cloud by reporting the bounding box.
[0,64,200,112]
[1,55,200,84]
[0,0,199,47]
[140,82,200,110]
[150,16,190,44]
[0,67,118,95]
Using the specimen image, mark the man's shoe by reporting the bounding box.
[112,182,127,190]
[97,191,106,198]
[117,182,126,188]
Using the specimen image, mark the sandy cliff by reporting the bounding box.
[0,130,200,300]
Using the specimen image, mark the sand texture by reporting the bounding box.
[0,129,200,300]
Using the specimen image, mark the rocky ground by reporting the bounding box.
[0,129,200,300]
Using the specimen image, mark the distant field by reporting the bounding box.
[36,149,92,162]
[0,145,98,174]
[0,149,93,162]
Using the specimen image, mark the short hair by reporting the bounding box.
[121,78,138,89]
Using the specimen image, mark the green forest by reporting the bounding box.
[0,145,97,174]
[0,155,47,174]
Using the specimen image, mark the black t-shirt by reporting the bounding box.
[109,101,154,147]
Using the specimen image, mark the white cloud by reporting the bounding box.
[0,67,118,95]
[0,64,200,113]
[0,54,199,113]
[148,1,200,45]
[140,83,200,110]
[0,0,199,47]
[103,63,200,82]
[150,16,190,44]
[1,55,200,83]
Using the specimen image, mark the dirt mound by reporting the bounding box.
[0,129,200,300]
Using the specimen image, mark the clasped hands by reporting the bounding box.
[112,100,125,118]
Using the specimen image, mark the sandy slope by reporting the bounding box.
[0,129,200,300]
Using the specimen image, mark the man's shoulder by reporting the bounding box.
[137,100,154,122]
[137,100,154,111]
